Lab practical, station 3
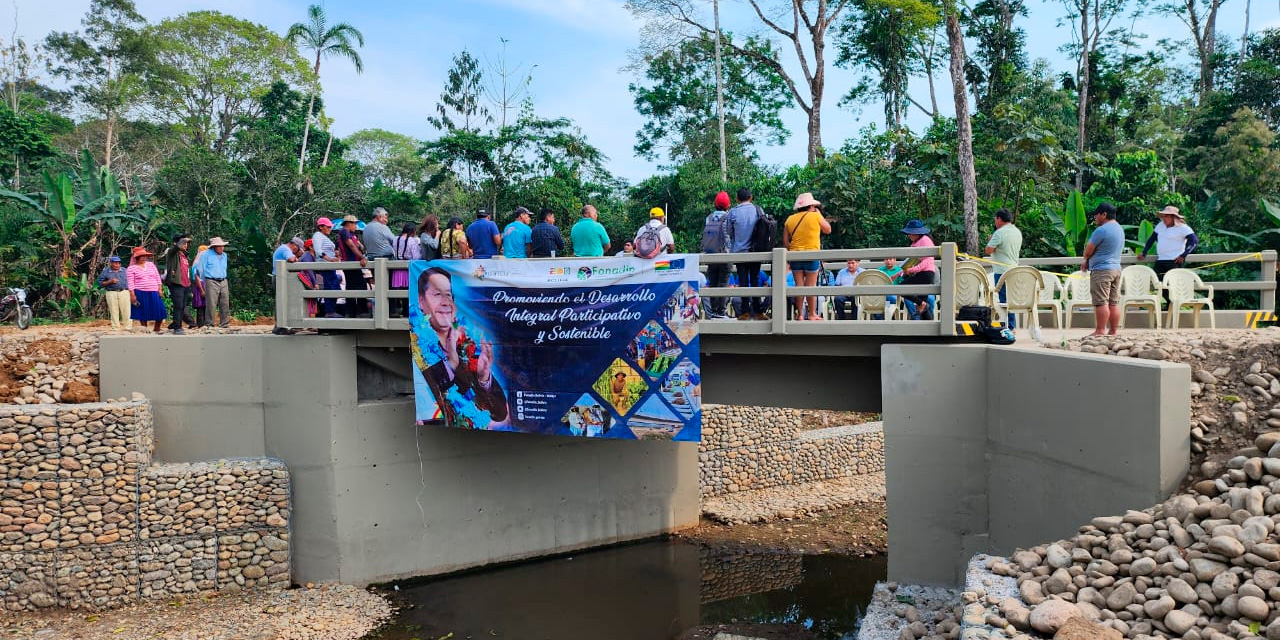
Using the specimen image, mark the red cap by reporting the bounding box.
[714,191,731,210]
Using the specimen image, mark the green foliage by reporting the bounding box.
[835,0,941,127]
[1045,190,1089,257]
[1086,150,1186,226]
[630,32,790,164]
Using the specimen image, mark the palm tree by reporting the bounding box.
[286,4,364,175]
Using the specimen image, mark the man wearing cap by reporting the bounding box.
[703,192,733,318]
[1082,202,1125,336]
[633,207,675,257]
[363,207,397,260]
[570,204,611,257]
[530,209,565,258]
[272,237,303,276]
[502,207,534,259]
[336,214,369,317]
[466,209,502,259]
[97,256,130,330]
[161,234,193,334]
[1139,205,1199,287]
[312,218,341,318]
[196,237,232,329]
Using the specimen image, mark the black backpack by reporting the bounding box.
[957,305,1015,345]
[748,204,777,252]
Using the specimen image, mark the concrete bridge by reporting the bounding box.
[93,245,1259,587]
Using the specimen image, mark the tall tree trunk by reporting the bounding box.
[945,9,979,254]
[322,133,333,167]
[714,0,727,184]
[1241,0,1252,61]
[1074,8,1090,193]
[298,93,316,175]
[104,114,115,171]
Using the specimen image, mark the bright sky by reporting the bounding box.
[8,0,1280,183]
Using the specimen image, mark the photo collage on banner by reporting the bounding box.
[408,256,701,441]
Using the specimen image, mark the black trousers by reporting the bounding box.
[343,268,368,316]
[167,284,190,331]
[705,263,729,315]
[1154,259,1178,303]
[901,270,936,317]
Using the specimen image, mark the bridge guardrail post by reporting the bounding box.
[374,259,389,330]
[1263,250,1277,312]
[274,260,289,329]
[771,248,787,334]
[939,243,957,336]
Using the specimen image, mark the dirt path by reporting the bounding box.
[676,500,888,556]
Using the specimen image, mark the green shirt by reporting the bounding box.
[570,218,610,257]
[986,224,1023,273]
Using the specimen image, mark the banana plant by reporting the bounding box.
[1045,190,1091,256]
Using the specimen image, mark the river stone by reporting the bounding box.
[1129,557,1157,576]
[1046,543,1072,569]
[1256,569,1280,590]
[1190,558,1228,581]
[1045,568,1072,594]
[1195,370,1218,384]
[1212,571,1240,600]
[1209,535,1246,558]
[1258,432,1280,453]
[1029,599,1079,633]
[1164,610,1197,635]
[1021,579,1046,605]
[1106,582,1136,611]
[1239,595,1270,621]
[1143,595,1176,619]
[1164,495,1198,522]
[1167,577,1197,604]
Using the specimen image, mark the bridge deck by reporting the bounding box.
[274,245,1277,334]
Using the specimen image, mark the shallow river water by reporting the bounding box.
[367,539,885,640]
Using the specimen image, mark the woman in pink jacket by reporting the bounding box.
[899,220,937,320]
[126,246,167,333]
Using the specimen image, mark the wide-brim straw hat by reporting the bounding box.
[793,192,821,210]
[208,237,230,248]
[130,246,153,259]
[1158,205,1185,219]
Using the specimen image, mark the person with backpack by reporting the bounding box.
[633,207,675,259]
[783,193,833,321]
[702,191,733,318]
[727,187,774,320]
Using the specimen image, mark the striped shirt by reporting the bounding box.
[126,262,162,292]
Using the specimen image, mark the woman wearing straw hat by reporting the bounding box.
[783,192,832,320]
[126,247,166,333]
[1138,205,1199,285]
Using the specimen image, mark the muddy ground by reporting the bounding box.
[676,500,888,557]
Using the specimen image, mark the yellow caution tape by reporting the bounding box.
[1247,311,1278,329]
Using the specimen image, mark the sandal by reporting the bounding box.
[806,315,824,321]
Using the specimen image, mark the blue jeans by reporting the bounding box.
[996,273,1015,329]
[321,270,341,316]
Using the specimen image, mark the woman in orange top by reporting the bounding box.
[782,192,832,321]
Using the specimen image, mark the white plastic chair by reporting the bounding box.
[1063,271,1094,329]
[1036,271,1065,329]
[955,262,996,310]
[1163,268,1216,329]
[994,266,1043,333]
[1118,265,1163,329]
[855,269,901,320]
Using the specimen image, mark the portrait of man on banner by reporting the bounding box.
[410,266,509,429]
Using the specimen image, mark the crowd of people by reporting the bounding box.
[97,235,234,334]
[99,188,1197,336]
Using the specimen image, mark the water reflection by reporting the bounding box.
[370,540,885,640]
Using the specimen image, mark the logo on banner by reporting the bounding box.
[576,266,593,280]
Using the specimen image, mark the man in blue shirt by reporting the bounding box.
[1082,202,1125,336]
[502,207,534,259]
[466,209,501,259]
[272,237,303,276]
[197,237,232,328]
[832,258,864,320]
[727,188,764,320]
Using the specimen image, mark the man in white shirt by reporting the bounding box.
[1138,205,1199,285]
[832,258,864,320]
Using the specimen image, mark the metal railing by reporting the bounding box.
[274,245,1277,335]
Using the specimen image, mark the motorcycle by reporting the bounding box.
[1,288,32,330]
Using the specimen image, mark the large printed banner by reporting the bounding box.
[408,256,702,441]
